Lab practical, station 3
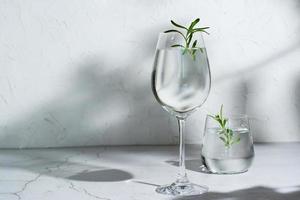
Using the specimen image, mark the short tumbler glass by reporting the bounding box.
[201,115,254,174]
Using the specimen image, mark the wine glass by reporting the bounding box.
[151,32,211,196]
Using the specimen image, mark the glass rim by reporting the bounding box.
[158,32,204,36]
[158,32,205,40]
[156,32,206,50]
[206,113,249,120]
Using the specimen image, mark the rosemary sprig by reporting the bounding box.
[209,105,240,148]
[164,18,209,60]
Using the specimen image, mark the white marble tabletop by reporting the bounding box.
[0,143,300,200]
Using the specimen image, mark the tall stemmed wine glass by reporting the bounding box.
[151,32,211,196]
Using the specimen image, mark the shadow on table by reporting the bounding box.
[172,186,300,200]
[0,148,134,182]
[166,159,211,174]
[67,169,133,182]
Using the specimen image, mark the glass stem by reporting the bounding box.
[176,117,188,183]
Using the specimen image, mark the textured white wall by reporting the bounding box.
[0,0,299,148]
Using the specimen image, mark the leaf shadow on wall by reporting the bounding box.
[214,41,300,142]
[0,26,176,148]
[0,60,163,147]
[294,78,300,137]
[0,59,176,178]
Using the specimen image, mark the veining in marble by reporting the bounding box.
[1,144,300,199]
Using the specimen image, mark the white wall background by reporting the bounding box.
[0,0,299,148]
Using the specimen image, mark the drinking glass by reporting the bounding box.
[151,32,211,196]
[202,115,254,174]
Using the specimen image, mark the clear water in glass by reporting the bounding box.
[202,115,255,174]
[153,48,210,116]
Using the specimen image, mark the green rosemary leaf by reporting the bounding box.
[220,105,223,119]
[186,33,193,47]
[164,30,186,40]
[191,40,198,57]
[217,118,223,126]
[235,137,241,143]
[230,136,240,145]
[193,27,210,31]
[223,118,228,127]
[182,48,188,55]
[191,28,210,35]
[170,20,188,30]
[191,53,196,60]
[207,114,215,118]
[188,18,200,31]
[171,44,184,48]
[192,40,197,48]
[219,136,226,143]
[228,129,233,137]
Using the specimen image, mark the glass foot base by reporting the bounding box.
[155,182,208,196]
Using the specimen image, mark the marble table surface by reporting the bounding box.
[0,143,300,200]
